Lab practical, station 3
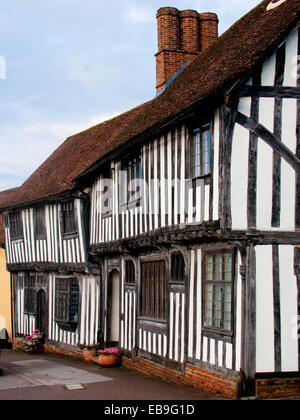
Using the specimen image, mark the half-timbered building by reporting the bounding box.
[0,0,299,399]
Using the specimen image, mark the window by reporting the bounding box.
[34,207,46,239]
[140,260,167,321]
[24,275,36,314]
[202,251,234,333]
[125,260,135,284]
[60,201,77,235]
[9,212,23,240]
[55,278,79,332]
[124,153,142,203]
[191,123,211,178]
[170,253,185,283]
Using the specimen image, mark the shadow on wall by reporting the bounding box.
[0,315,5,331]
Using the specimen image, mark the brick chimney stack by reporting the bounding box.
[155,7,218,93]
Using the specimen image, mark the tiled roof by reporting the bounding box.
[0,0,299,210]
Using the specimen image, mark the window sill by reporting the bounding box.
[11,237,24,243]
[190,173,211,181]
[61,232,78,240]
[55,320,78,333]
[138,318,167,334]
[201,327,234,343]
[35,235,47,241]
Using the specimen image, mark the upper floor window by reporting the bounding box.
[170,252,185,283]
[24,275,36,314]
[125,259,135,284]
[191,123,211,178]
[34,207,46,239]
[60,201,77,235]
[9,212,23,241]
[124,153,142,204]
[202,250,234,334]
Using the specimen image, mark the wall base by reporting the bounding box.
[256,376,300,399]
[122,356,241,400]
[44,343,83,360]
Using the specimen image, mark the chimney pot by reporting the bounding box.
[180,9,200,53]
[199,13,219,51]
[155,7,218,93]
[156,7,180,52]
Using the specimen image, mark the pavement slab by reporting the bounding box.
[0,365,35,390]
[9,359,112,387]
[0,350,225,400]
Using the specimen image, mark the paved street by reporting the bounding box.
[0,349,224,401]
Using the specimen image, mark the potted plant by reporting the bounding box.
[80,343,101,363]
[31,329,44,341]
[23,332,44,353]
[23,335,40,353]
[97,348,121,367]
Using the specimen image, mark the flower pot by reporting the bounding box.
[26,341,38,347]
[32,333,43,341]
[83,348,97,363]
[98,354,120,367]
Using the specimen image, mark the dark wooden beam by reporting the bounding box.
[240,86,300,99]
[6,262,96,274]
[236,112,300,174]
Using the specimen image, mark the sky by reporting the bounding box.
[0,0,261,192]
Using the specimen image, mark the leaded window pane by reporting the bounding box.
[191,123,211,178]
[9,212,23,240]
[55,278,79,324]
[61,201,77,235]
[140,260,167,321]
[203,252,233,333]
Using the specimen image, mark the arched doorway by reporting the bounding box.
[106,269,120,347]
[36,289,47,338]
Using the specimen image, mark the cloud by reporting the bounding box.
[0,111,122,191]
[124,5,152,23]
[50,112,121,138]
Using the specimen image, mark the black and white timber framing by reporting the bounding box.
[3,21,300,398]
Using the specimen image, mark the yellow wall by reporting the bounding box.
[0,247,11,341]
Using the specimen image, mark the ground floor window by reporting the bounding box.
[202,250,234,333]
[140,260,167,322]
[55,277,79,332]
[24,275,36,314]
[125,259,135,284]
